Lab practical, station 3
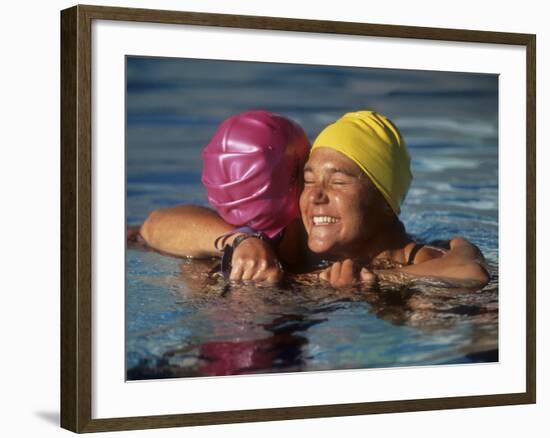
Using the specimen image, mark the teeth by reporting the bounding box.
[313,216,338,225]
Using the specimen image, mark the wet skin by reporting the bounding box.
[299,147,391,260]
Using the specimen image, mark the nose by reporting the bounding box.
[308,183,329,204]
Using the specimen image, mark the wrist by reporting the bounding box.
[221,232,247,248]
[214,227,270,251]
[215,227,274,280]
[232,233,270,250]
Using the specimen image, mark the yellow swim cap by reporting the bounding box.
[312,111,412,215]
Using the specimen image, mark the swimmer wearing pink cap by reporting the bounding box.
[202,110,310,240]
[200,111,310,279]
[134,110,311,282]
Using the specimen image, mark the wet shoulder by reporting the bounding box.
[404,240,449,265]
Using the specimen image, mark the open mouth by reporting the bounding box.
[312,215,340,226]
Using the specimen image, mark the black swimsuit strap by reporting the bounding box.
[407,243,425,265]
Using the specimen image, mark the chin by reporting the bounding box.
[307,238,333,255]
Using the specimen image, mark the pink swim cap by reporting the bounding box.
[201,110,310,238]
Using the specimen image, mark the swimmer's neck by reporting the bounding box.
[328,219,411,264]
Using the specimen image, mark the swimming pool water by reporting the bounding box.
[126,57,498,379]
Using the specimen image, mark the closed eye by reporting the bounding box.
[303,171,315,185]
[330,177,354,185]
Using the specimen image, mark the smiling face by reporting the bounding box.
[299,147,389,257]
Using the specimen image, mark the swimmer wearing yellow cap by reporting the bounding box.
[300,110,489,287]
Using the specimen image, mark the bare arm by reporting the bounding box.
[383,237,489,287]
[138,205,285,283]
[138,205,305,282]
[139,205,233,257]
[319,237,490,289]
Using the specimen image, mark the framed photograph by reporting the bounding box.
[60,4,536,433]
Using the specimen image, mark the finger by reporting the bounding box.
[254,261,282,282]
[319,267,331,282]
[240,260,256,281]
[263,269,282,284]
[360,267,377,287]
[251,261,268,281]
[251,270,265,281]
[330,262,342,286]
[229,261,244,281]
[339,259,356,286]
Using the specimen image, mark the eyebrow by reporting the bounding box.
[304,166,359,178]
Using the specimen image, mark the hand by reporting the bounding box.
[127,224,146,248]
[229,237,283,283]
[319,259,377,288]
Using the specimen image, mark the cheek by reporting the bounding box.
[339,191,371,226]
[335,191,359,214]
[342,206,365,231]
[354,196,381,228]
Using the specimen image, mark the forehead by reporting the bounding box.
[305,147,363,175]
